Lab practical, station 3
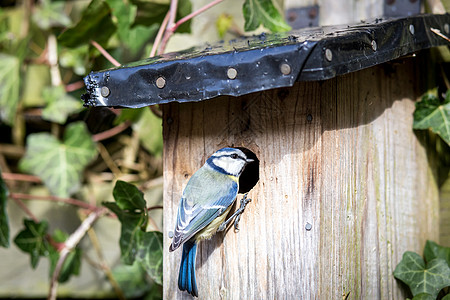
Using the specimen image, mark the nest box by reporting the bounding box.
[82,14,450,299]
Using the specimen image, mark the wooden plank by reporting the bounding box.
[162,58,439,299]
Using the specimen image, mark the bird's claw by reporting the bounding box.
[218,193,252,233]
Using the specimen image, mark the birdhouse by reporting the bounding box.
[82,14,450,299]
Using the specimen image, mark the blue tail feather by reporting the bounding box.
[178,241,198,297]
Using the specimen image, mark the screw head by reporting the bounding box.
[305,222,312,231]
[409,24,415,35]
[280,63,291,75]
[227,67,237,80]
[156,76,166,89]
[100,86,110,97]
[371,40,377,51]
[325,48,333,61]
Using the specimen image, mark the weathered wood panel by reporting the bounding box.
[162,58,439,299]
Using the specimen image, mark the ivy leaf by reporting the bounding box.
[32,0,71,30]
[412,294,434,300]
[19,122,97,198]
[133,107,163,156]
[424,240,450,266]
[104,181,148,264]
[112,261,152,298]
[58,0,117,48]
[413,91,450,146]
[136,231,163,285]
[393,251,450,298]
[0,53,20,125]
[131,0,192,33]
[48,229,82,283]
[243,0,291,32]
[41,85,83,124]
[14,219,50,269]
[0,169,10,248]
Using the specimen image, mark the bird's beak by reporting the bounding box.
[245,158,254,164]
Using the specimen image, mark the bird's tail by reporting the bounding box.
[178,240,198,297]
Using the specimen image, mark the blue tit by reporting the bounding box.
[169,147,253,297]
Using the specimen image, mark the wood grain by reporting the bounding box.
[162,58,439,299]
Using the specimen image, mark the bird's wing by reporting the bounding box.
[169,167,238,251]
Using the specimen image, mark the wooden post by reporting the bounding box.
[162,57,439,299]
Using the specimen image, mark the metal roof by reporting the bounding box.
[82,14,450,108]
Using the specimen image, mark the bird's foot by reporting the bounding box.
[218,193,252,232]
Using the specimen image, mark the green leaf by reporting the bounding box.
[136,231,163,285]
[32,0,71,30]
[394,251,450,298]
[114,108,145,125]
[103,202,146,264]
[413,91,450,146]
[424,240,450,266]
[58,0,117,48]
[112,261,151,299]
[243,0,291,32]
[19,122,97,198]
[59,45,89,76]
[14,219,50,269]
[48,230,82,283]
[0,169,10,248]
[0,53,20,125]
[41,86,83,124]
[131,0,192,33]
[412,293,434,300]
[112,180,147,211]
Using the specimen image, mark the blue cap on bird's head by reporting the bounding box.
[206,147,254,177]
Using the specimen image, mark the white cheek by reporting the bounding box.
[214,158,245,176]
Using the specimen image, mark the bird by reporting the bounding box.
[169,147,254,297]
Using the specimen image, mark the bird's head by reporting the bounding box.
[206,147,253,177]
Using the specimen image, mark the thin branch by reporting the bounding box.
[10,193,99,211]
[147,205,163,211]
[92,120,131,142]
[150,11,171,57]
[150,105,163,118]
[48,208,107,300]
[173,0,225,32]
[159,0,225,54]
[11,197,39,223]
[430,27,450,42]
[168,0,178,28]
[90,40,121,67]
[65,80,85,92]
[97,142,122,177]
[2,172,42,183]
[48,34,62,87]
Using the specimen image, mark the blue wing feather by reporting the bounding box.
[169,164,238,251]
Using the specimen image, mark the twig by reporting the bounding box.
[90,40,121,67]
[83,214,126,300]
[430,27,450,42]
[92,120,131,142]
[11,197,39,223]
[168,0,178,28]
[147,205,163,211]
[48,34,62,87]
[65,80,85,92]
[97,142,122,177]
[150,11,171,57]
[150,105,163,118]
[10,193,99,211]
[159,0,226,54]
[2,172,42,183]
[48,208,107,300]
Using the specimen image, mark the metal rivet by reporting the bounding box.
[371,40,377,51]
[409,24,415,35]
[168,231,174,238]
[156,76,166,89]
[280,63,291,75]
[227,67,237,79]
[305,223,312,231]
[444,23,449,34]
[325,48,333,61]
[100,86,110,97]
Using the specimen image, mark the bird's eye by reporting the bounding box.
[230,153,238,159]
